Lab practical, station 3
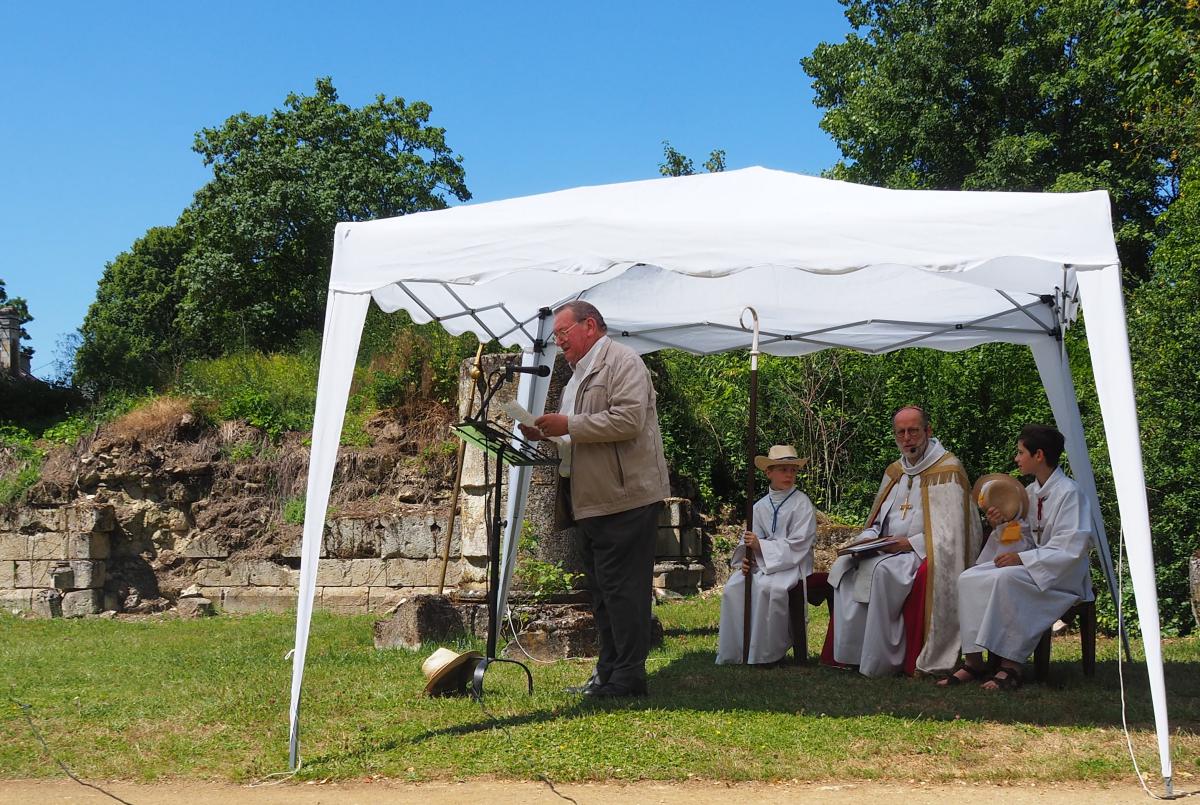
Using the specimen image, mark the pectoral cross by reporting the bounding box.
[898,500,913,519]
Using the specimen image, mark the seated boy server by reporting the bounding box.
[716,445,816,665]
[940,424,1094,690]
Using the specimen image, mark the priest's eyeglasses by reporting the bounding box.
[894,427,926,438]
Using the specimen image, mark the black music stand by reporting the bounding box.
[451,392,557,698]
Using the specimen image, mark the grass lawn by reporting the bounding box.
[0,596,1196,785]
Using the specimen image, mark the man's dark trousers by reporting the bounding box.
[576,501,662,690]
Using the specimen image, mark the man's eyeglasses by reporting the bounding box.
[550,320,581,345]
[893,427,926,438]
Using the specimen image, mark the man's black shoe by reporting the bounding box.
[583,681,648,698]
[564,673,604,695]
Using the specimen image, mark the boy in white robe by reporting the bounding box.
[939,424,1094,690]
[716,445,816,665]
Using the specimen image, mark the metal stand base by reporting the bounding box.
[470,656,535,698]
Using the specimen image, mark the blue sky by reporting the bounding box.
[1,2,852,378]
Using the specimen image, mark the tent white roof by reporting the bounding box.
[288,167,1172,793]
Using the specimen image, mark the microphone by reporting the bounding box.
[504,363,551,378]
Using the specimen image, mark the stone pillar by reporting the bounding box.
[0,306,20,377]
[453,353,584,590]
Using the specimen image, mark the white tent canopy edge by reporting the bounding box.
[287,168,1171,792]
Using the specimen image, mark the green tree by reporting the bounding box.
[1126,166,1200,633]
[75,224,193,394]
[801,0,1168,281]
[76,78,471,391]
[659,140,727,177]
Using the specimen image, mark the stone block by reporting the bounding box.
[500,607,597,661]
[680,527,702,558]
[176,597,215,618]
[652,562,703,592]
[177,533,231,558]
[367,587,409,614]
[324,519,381,559]
[318,586,370,614]
[222,586,296,614]
[373,594,464,649]
[378,514,443,559]
[62,589,102,618]
[384,558,441,588]
[0,534,30,560]
[61,504,116,533]
[50,562,75,590]
[460,518,490,560]
[14,561,53,588]
[198,586,226,604]
[30,533,68,560]
[66,532,110,560]
[32,589,63,618]
[248,560,298,587]
[194,559,251,587]
[70,560,106,590]
[1,588,32,612]
[0,559,14,587]
[317,558,386,587]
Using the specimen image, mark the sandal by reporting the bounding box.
[937,662,987,687]
[983,665,1022,691]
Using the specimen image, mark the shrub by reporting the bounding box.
[0,425,43,507]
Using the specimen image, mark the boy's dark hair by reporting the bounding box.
[1018,424,1065,468]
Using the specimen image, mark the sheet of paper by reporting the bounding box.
[503,401,565,444]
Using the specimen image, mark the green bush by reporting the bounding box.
[516,520,580,600]
[0,425,44,507]
[282,496,306,524]
[180,351,318,440]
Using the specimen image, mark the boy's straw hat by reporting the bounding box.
[753,445,809,472]
[971,473,1029,521]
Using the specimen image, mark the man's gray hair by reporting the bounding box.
[555,301,608,332]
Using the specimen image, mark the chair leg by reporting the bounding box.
[1034,630,1052,682]
[1081,601,1097,677]
[789,583,808,664]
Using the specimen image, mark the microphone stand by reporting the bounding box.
[459,365,556,698]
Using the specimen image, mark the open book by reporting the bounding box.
[836,537,895,557]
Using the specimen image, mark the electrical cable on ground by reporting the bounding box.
[11,698,136,805]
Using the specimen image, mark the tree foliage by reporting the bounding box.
[75,78,471,393]
[802,0,1170,281]
[796,0,1200,632]
[659,140,727,177]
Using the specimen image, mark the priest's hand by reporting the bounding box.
[741,557,753,576]
[986,506,1006,527]
[994,552,1024,567]
[518,423,545,442]
[534,413,569,437]
[881,538,911,554]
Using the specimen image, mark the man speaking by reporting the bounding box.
[519,301,671,698]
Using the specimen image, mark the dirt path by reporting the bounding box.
[0,778,1167,804]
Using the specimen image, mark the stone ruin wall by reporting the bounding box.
[0,353,710,618]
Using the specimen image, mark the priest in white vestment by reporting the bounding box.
[828,406,981,677]
[717,445,816,665]
[941,424,1093,690]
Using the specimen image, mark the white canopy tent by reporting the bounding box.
[288,167,1172,791]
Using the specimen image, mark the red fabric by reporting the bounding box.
[808,572,851,668]
[902,559,929,676]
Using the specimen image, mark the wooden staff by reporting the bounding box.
[741,306,761,664]
[438,343,485,594]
